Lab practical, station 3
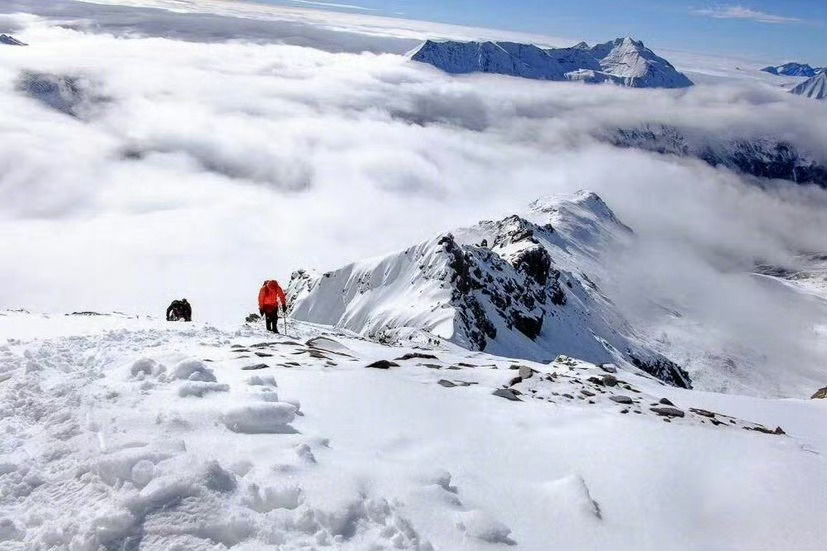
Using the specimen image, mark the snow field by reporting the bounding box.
[0,312,825,550]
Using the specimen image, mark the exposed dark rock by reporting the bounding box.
[254,352,274,357]
[811,386,827,399]
[241,363,270,371]
[609,395,633,404]
[245,313,261,323]
[658,397,674,406]
[599,363,617,373]
[689,408,716,418]
[493,388,522,401]
[395,352,439,361]
[602,375,617,387]
[365,360,399,369]
[512,311,543,339]
[513,245,552,285]
[650,406,684,418]
[630,355,691,389]
[518,365,535,380]
[438,379,456,388]
[581,389,595,397]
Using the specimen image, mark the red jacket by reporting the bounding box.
[258,280,287,312]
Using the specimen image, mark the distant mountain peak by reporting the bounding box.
[410,36,692,89]
[761,62,822,77]
[0,34,27,46]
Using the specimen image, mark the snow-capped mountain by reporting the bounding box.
[288,191,691,388]
[790,72,827,100]
[410,37,693,88]
[0,33,27,46]
[761,62,823,77]
[599,124,827,187]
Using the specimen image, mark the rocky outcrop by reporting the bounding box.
[811,386,827,399]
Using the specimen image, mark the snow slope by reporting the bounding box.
[791,72,827,100]
[0,311,825,550]
[410,37,693,88]
[289,191,690,388]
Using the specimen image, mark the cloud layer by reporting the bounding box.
[691,5,803,25]
[1,2,826,396]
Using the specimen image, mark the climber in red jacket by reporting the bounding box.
[258,280,287,333]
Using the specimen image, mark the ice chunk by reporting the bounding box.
[221,403,296,434]
[178,381,229,398]
[246,375,277,387]
[172,359,216,382]
[456,510,514,544]
[131,459,155,488]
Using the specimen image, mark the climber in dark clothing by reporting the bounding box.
[166,299,192,322]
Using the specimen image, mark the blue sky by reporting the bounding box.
[253,0,827,64]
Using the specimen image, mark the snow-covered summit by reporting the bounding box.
[790,72,827,100]
[0,34,27,46]
[288,191,690,388]
[409,36,693,89]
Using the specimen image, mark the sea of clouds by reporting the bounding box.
[1,0,826,395]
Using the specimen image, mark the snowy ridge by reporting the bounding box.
[289,191,691,388]
[409,37,693,88]
[790,72,827,100]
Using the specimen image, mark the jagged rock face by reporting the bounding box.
[601,124,827,188]
[410,37,693,89]
[288,191,691,388]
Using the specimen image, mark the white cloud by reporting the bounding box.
[691,5,803,24]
